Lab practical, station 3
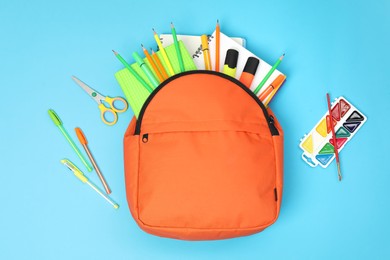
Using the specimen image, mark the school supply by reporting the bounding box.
[48,109,92,172]
[239,57,259,88]
[159,34,246,69]
[260,74,286,106]
[151,48,169,80]
[208,31,286,96]
[215,20,220,72]
[115,42,197,117]
[61,159,119,209]
[201,35,212,70]
[133,52,160,88]
[300,96,367,169]
[113,50,154,93]
[171,23,185,73]
[223,49,239,77]
[253,53,285,95]
[326,93,342,181]
[153,29,175,76]
[75,127,111,194]
[124,71,283,240]
[71,76,128,126]
[259,83,275,102]
[141,44,164,82]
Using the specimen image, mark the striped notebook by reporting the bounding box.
[115,40,197,117]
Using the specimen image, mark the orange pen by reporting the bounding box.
[239,57,259,88]
[151,48,169,80]
[75,127,111,194]
[260,75,286,106]
[142,44,164,83]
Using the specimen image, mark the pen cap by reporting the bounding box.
[75,127,88,145]
[243,57,260,75]
[48,109,62,126]
[270,74,286,90]
[60,159,88,183]
[132,52,145,65]
[201,35,209,50]
[224,49,239,68]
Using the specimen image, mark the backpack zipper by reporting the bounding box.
[134,70,279,136]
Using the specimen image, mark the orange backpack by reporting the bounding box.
[124,71,284,240]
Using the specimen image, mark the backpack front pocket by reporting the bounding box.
[137,129,277,230]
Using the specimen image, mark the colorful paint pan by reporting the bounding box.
[299,96,367,168]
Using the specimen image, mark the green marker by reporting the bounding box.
[112,50,154,93]
[254,53,285,95]
[171,22,185,73]
[132,51,159,88]
[48,109,92,172]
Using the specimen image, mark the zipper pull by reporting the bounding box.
[268,115,279,136]
[142,134,149,143]
[269,115,275,124]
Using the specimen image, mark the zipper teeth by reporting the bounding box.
[134,70,279,136]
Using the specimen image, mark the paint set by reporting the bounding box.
[299,96,367,168]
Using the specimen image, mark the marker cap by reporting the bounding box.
[243,57,260,75]
[224,49,239,68]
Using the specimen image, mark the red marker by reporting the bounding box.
[239,57,259,88]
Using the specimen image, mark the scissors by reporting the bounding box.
[72,76,128,126]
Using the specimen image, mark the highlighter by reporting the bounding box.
[239,57,260,88]
[132,52,160,88]
[223,49,239,78]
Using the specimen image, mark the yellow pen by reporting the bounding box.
[60,159,119,209]
[201,34,212,70]
[153,28,175,76]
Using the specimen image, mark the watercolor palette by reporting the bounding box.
[299,96,367,168]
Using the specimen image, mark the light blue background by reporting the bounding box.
[1,0,389,259]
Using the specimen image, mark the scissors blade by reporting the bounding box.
[71,76,104,103]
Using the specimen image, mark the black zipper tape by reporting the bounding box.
[134,70,279,136]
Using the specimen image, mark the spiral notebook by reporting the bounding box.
[159,34,246,69]
[160,32,286,96]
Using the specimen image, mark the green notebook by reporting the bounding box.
[115,40,197,117]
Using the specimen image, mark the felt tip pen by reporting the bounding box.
[239,57,260,88]
[75,127,111,194]
[223,49,239,78]
[201,35,212,70]
[262,74,286,107]
[133,52,159,88]
[48,109,92,172]
[61,159,119,209]
[112,50,154,93]
[254,53,285,95]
